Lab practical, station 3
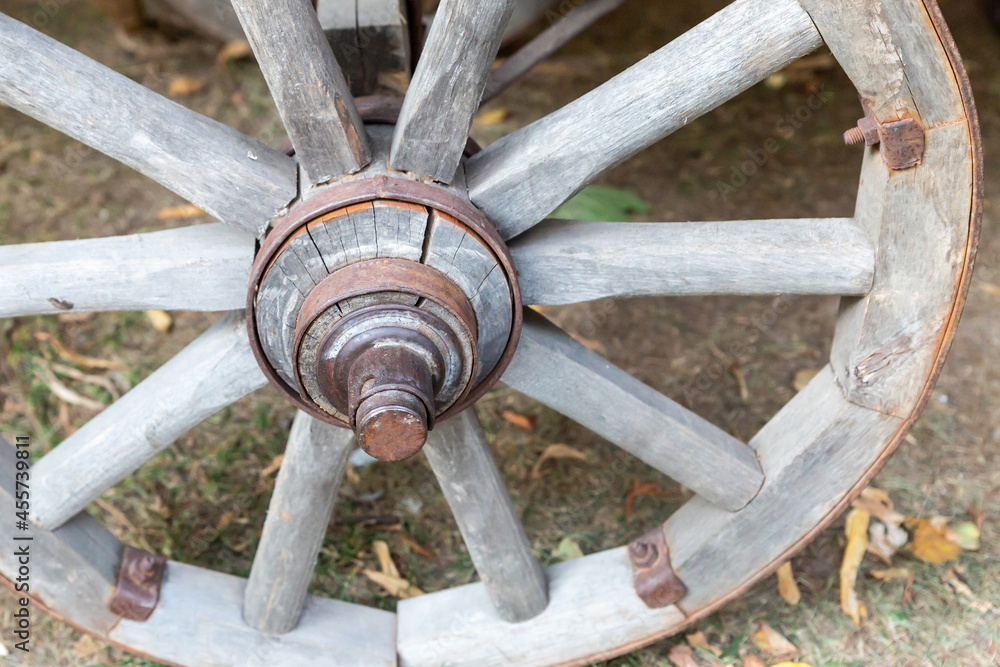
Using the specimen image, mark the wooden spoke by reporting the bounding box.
[466,0,823,239]
[503,310,763,511]
[0,13,297,237]
[423,410,548,622]
[0,224,253,317]
[30,314,267,531]
[231,0,371,186]
[390,0,517,183]
[510,218,875,305]
[481,0,630,104]
[243,412,354,634]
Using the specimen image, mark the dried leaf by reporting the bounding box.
[742,657,766,667]
[776,561,801,605]
[840,508,870,625]
[852,487,905,526]
[157,204,205,220]
[35,364,106,412]
[217,40,254,67]
[568,331,604,352]
[146,309,173,333]
[552,537,584,561]
[167,75,206,97]
[373,539,400,578]
[474,108,509,126]
[531,444,590,480]
[400,534,435,559]
[792,368,820,392]
[345,461,361,486]
[73,634,103,658]
[686,630,722,656]
[502,410,535,431]
[909,516,962,564]
[258,454,284,479]
[625,478,672,519]
[870,567,914,583]
[977,280,1000,296]
[668,644,699,667]
[966,505,985,532]
[34,331,125,371]
[771,664,813,667]
[362,568,424,598]
[51,362,120,400]
[750,622,799,660]
[867,521,906,563]
[942,568,975,598]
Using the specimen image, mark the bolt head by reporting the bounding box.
[355,390,429,461]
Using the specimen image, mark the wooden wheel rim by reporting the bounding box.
[0,0,981,665]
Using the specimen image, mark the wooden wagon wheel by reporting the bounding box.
[0,0,981,664]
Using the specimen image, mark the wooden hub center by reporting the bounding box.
[246,176,523,459]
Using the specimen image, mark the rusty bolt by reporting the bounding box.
[628,539,659,569]
[844,117,880,146]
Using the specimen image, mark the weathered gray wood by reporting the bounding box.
[231,0,371,186]
[244,412,354,634]
[0,224,253,317]
[0,13,297,237]
[110,560,397,666]
[795,0,964,129]
[830,123,973,416]
[316,0,411,96]
[390,0,517,182]
[0,437,122,635]
[503,311,763,511]
[31,314,268,530]
[664,366,903,609]
[397,546,684,666]
[423,410,548,622]
[424,211,512,382]
[510,218,875,305]
[482,0,629,103]
[466,0,823,239]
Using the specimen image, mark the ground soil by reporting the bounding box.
[0,0,997,665]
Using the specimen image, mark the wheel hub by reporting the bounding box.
[246,172,521,460]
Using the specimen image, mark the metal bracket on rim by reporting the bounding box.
[628,527,686,609]
[108,545,166,622]
[844,103,926,171]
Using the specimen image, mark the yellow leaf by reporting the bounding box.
[167,75,206,97]
[686,630,722,656]
[750,621,798,660]
[73,634,103,658]
[502,409,535,431]
[776,561,801,605]
[145,309,173,333]
[552,537,583,561]
[373,539,400,578]
[258,454,284,479]
[909,516,962,564]
[870,567,914,583]
[667,644,699,667]
[840,508,869,625]
[362,569,424,599]
[217,40,254,67]
[531,444,590,480]
[475,108,509,126]
[157,204,205,220]
[793,368,819,391]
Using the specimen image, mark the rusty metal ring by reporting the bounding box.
[246,176,522,427]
